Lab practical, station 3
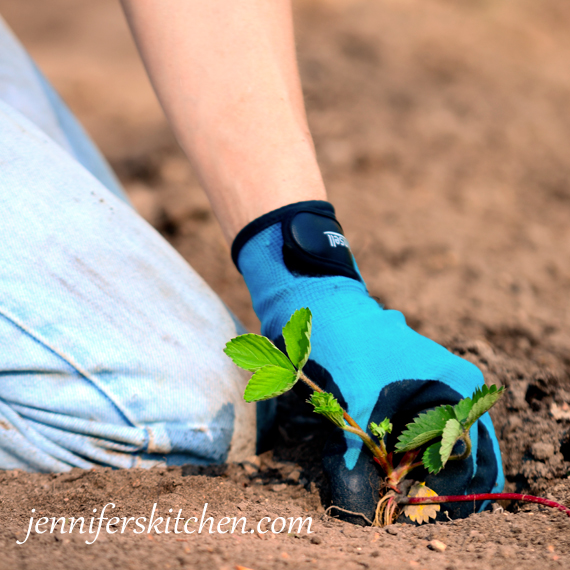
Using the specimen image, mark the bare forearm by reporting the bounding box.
[120,0,327,243]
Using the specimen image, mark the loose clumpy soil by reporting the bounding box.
[1,0,570,568]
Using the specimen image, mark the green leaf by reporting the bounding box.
[370,418,393,439]
[423,442,444,474]
[307,392,346,429]
[453,397,473,424]
[440,418,465,467]
[282,308,312,370]
[224,334,295,372]
[395,405,456,452]
[464,385,505,430]
[244,365,297,402]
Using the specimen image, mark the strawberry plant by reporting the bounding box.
[224,308,570,525]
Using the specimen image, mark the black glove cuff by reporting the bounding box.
[231,200,361,282]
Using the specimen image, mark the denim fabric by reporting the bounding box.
[0,17,126,202]
[0,18,256,471]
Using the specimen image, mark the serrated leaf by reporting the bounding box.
[369,418,393,439]
[423,442,444,474]
[464,385,505,430]
[453,397,473,424]
[243,365,297,402]
[440,418,465,467]
[307,391,346,428]
[403,482,440,524]
[282,308,312,370]
[224,334,295,372]
[395,405,456,452]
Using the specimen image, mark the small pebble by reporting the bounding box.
[310,536,322,545]
[242,463,258,476]
[245,454,261,469]
[241,455,261,476]
[427,539,447,552]
[272,483,287,492]
[385,526,398,536]
[287,469,301,484]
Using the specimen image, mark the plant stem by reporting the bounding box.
[342,426,392,474]
[390,449,423,484]
[298,370,393,476]
[298,370,368,433]
[298,370,324,395]
[398,492,570,518]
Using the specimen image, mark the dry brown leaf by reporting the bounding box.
[403,482,440,524]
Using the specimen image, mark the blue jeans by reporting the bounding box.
[0,17,258,472]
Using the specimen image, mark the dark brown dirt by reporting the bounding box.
[1,0,570,568]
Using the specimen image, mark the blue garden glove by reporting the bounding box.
[232,201,504,523]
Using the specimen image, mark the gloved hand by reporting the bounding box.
[232,200,504,523]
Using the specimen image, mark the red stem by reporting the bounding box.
[372,453,393,479]
[401,492,570,518]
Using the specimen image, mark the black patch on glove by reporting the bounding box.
[282,208,360,281]
[231,200,361,282]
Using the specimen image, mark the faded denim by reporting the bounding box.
[0,16,256,472]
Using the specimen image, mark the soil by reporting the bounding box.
[1,0,570,568]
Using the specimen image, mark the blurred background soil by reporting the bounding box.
[1,0,570,568]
